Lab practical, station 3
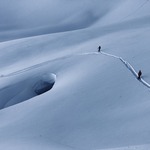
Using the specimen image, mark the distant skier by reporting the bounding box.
[137,70,142,79]
[98,46,101,52]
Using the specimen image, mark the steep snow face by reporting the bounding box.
[0,0,150,150]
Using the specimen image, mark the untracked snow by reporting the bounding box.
[0,0,150,150]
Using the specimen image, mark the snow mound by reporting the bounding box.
[0,73,56,109]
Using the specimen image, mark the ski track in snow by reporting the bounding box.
[0,52,98,78]
[0,54,74,78]
[100,51,150,89]
[1,50,150,89]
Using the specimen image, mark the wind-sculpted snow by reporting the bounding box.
[0,73,56,109]
[1,0,149,42]
[0,0,118,42]
[1,49,150,111]
[0,0,150,150]
[100,51,150,89]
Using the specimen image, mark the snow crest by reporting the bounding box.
[100,51,150,88]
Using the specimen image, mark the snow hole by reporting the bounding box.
[0,73,56,109]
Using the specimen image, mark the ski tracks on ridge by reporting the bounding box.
[1,50,150,89]
[66,50,150,89]
[100,51,150,89]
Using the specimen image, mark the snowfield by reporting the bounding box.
[0,0,150,150]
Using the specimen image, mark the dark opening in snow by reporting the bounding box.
[34,75,55,95]
[0,73,56,109]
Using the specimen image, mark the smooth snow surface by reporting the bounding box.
[0,0,150,150]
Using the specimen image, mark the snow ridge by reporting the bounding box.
[1,50,150,89]
[100,51,150,88]
[0,55,73,78]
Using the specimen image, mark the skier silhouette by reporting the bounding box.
[138,70,142,79]
[98,46,101,52]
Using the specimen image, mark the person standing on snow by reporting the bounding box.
[98,46,101,52]
[138,70,142,79]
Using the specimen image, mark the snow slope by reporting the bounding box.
[0,0,150,149]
